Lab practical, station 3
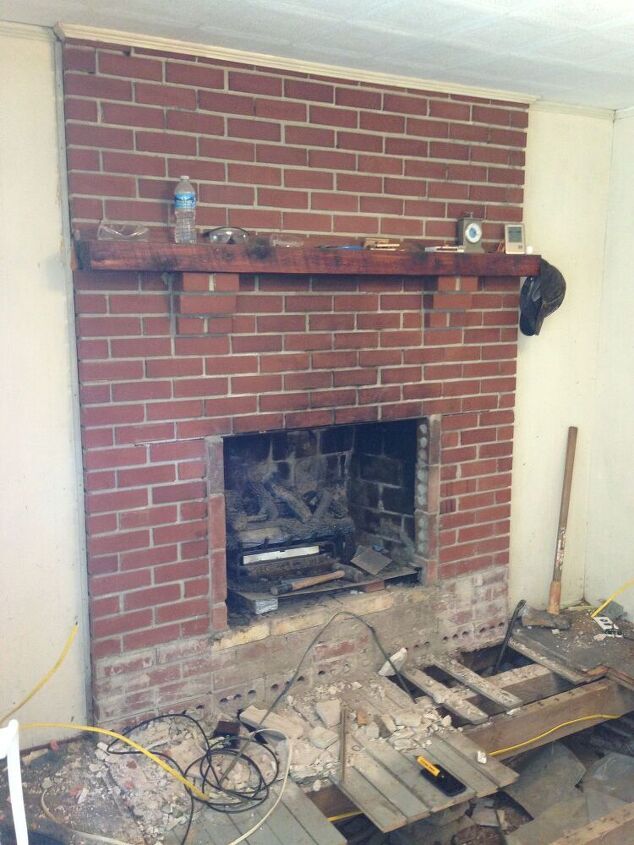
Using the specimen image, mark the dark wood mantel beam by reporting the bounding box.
[77,240,540,277]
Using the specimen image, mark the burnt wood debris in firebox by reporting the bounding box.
[223,425,420,609]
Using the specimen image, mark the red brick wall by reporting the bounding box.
[75,269,519,721]
[63,41,526,245]
[63,40,527,723]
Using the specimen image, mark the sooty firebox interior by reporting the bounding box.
[223,419,423,616]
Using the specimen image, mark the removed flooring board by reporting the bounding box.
[403,667,489,724]
[508,636,589,684]
[429,654,523,711]
[504,742,586,817]
[202,781,346,845]
[333,730,517,833]
[511,612,634,688]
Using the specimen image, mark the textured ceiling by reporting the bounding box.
[5,0,634,109]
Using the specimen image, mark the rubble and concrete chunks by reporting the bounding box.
[315,699,341,728]
[239,705,305,740]
[394,711,422,728]
[471,799,499,828]
[358,723,380,741]
[290,738,321,771]
[379,646,408,676]
[309,726,338,749]
[380,714,397,736]
[355,708,371,726]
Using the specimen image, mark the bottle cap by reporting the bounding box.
[180,175,190,180]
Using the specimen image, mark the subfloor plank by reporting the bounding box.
[265,800,317,845]
[430,655,523,710]
[403,668,489,724]
[508,636,589,684]
[228,805,284,845]
[335,768,408,832]
[281,781,346,845]
[425,736,500,797]
[466,679,634,759]
[361,740,476,813]
[434,729,517,788]
[352,751,430,822]
[199,808,244,845]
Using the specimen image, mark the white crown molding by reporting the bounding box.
[55,22,539,105]
[530,100,614,120]
[0,20,54,41]
[615,106,634,120]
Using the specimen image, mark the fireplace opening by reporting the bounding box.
[222,419,427,618]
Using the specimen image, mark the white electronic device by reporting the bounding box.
[504,223,526,254]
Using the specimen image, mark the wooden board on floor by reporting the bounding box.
[509,634,595,684]
[424,736,500,797]
[335,767,408,832]
[332,731,516,833]
[429,654,523,710]
[403,667,489,724]
[511,613,634,688]
[432,729,517,789]
[466,678,634,760]
[361,739,476,813]
[281,781,347,845]
[199,781,346,845]
[461,664,572,707]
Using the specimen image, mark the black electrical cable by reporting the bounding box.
[493,598,526,674]
[106,713,282,845]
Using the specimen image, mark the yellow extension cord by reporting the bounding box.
[23,721,208,801]
[0,622,79,725]
[488,713,620,757]
[591,578,634,618]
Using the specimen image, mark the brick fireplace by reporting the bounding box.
[62,37,535,725]
[74,246,535,723]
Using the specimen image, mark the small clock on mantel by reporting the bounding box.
[457,216,484,253]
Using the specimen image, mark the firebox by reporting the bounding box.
[222,419,425,616]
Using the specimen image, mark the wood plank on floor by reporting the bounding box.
[430,655,523,710]
[466,679,634,760]
[425,736,501,798]
[361,740,476,813]
[335,768,408,832]
[403,668,489,724]
[228,805,284,845]
[548,801,634,845]
[281,781,346,845]
[351,751,430,823]
[199,807,245,845]
[265,801,317,845]
[433,729,517,789]
[508,636,590,684]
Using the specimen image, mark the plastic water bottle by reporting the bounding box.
[174,175,196,243]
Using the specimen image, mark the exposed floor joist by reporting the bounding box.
[465,678,634,759]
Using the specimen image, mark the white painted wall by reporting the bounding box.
[509,105,613,611]
[584,111,634,618]
[0,23,89,742]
